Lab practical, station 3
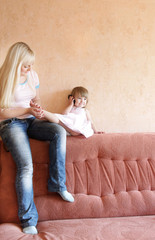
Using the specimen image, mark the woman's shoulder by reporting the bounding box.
[29,69,39,79]
[28,70,39,85]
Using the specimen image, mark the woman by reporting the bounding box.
[0,42,74,235]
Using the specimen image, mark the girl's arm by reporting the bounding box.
[86,109,97,133]
[61,95,74,115]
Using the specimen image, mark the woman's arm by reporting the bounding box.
[0,107,35,120]
[0,90,43,120]
[32,88,41,105]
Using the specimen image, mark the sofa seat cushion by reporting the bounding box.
[0,215,155,240]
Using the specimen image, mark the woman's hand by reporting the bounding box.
[30,100,44,119]
[30,107,44,119]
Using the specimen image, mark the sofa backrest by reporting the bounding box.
[1,133,155,224]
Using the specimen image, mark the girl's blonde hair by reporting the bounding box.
[71,86,89,100]
[0,42,35,108]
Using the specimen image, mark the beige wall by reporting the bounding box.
[1,0,155,133]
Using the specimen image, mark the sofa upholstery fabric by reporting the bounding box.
[1,133,155,239]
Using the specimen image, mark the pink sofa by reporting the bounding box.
[1,133,155,239]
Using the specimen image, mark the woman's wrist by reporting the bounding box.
[28,107,32,114]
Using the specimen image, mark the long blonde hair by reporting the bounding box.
[0,42,35,108]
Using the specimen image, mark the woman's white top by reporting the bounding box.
[0,70,39,121]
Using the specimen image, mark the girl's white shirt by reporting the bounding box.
[55,106,94,138]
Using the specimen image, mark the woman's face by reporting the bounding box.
[20,64,33,77]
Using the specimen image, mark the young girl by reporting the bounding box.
[0,42,74,235]
[32,86,97,138]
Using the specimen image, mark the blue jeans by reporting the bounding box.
[0,117,67,228]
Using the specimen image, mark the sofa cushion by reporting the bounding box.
[1,133,155,224]
[0,216,155,240]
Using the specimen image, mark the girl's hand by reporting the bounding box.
[68,95,75,106]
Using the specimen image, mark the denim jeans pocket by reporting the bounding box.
[0,119,13,133]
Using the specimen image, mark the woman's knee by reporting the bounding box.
[47,123,66,139]
[17,163,33,178]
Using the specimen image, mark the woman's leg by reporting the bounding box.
[27,119,74,202]
[0,118,38,231]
